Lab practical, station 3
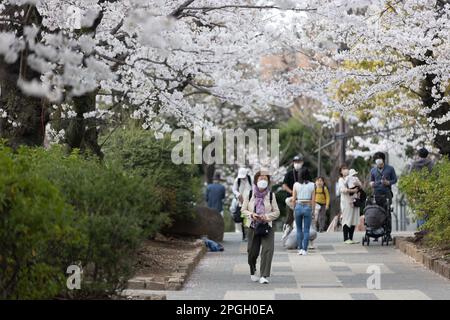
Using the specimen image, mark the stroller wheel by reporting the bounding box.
[366,236,370,246]
[381,238,384,246]
[362,236,365,246]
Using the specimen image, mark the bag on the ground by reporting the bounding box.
[204,238,224,252]
[283,224,318,249]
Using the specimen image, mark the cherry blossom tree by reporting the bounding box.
[0,0,312,154]
[284,0,450,156]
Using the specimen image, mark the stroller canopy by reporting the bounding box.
[364,204,387,229]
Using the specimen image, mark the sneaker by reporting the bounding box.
[349,240,359,244]
[301,250,308,256]
[344,240,353,244]
[250,275,260,282]
[297,250,303,255]
[259,277,269,284]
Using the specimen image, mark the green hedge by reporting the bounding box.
[1,126,202,299]
[0,145,86,299]
[399,159,450,247]
[0,143,172,299]
[27,146,169,297]
[102,127,201,222]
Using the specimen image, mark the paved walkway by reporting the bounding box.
[167,232,450,300]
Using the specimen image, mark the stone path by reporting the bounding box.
[166,231,450,300]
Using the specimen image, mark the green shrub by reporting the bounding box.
[0,145,86,299]
[102,127,201,223]
[399,159,450,247]
[25,146,169,297]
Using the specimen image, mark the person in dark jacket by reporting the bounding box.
[370,152,397,240]
[206,173,226,215]
[409,148,434,173]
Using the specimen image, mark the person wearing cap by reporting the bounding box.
[282,154,306,239]
[409,148,434,174]
[370,152,397,240]
[205,172,226,216]
[231,168,252,240]
[338,165,361,244]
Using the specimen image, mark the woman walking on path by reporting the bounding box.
[291,169,316,256]
[241,171,280,284]
[338,165,361,244]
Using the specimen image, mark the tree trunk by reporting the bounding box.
[0,5,48,148]
[64,92,104,158]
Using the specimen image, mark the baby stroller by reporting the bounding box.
[362,195,391,246]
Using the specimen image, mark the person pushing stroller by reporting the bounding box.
[369,152,397,241]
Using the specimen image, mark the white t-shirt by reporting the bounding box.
[293,181,315,201]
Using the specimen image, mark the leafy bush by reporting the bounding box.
[399,159,450,247]
[26,146,169,297]
[102,127,201,223]
[0,124,200,299]
[0,145,86,299]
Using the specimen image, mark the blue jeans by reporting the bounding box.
[294,203,312,251]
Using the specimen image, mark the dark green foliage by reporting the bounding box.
[399,159,450,247]
[0,145,86,299]
[102,127,201,222]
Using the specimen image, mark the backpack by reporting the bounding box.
[232,176,253,223]
[237,175,252,189]
[232,205,243,223]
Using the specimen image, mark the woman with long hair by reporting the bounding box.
[291,168,316,255]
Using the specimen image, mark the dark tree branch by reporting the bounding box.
[170,0,196,18]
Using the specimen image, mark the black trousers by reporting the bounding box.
[374,192,393,236]
[343,225,355,241]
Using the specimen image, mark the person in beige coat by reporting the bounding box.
[241,171,280,284]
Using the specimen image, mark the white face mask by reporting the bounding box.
[375,159,384,166]
[257,180,268,189]
[294,163,303,170]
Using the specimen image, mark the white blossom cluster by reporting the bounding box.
[281,0,449,156]
[0,0,311,135]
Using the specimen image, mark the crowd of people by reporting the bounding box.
[204,148,434,284]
